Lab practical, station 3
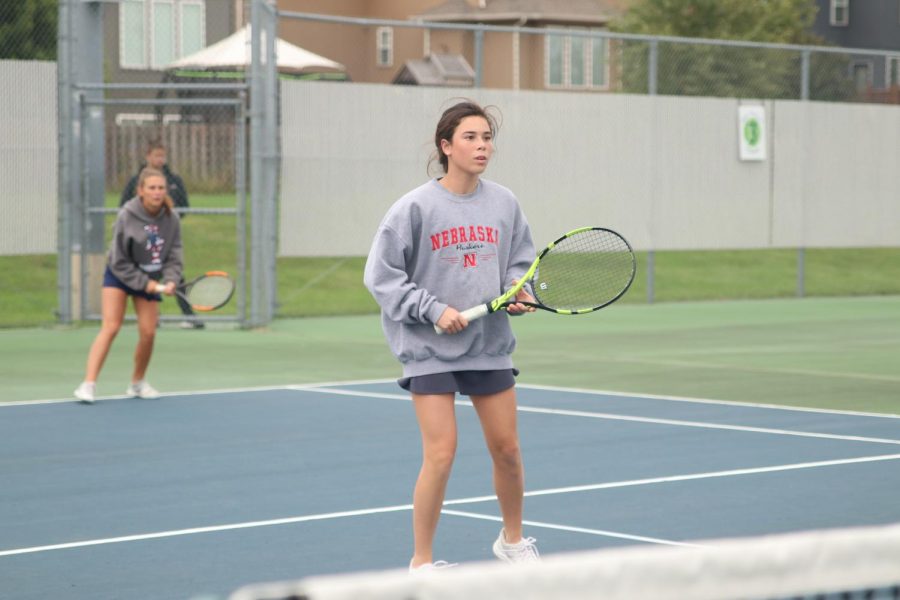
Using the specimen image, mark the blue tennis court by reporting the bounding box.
[2,381,899,599]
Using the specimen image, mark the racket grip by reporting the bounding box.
[433,304,491,335]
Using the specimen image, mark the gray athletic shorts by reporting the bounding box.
[398,369,518,396]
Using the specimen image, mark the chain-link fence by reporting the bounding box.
[51,0,267,326]
[79,94,248,326]
[105,99,240,196]
[0,2,59,264]
[2,3,897,327]
[0,0,57,61]
[613,35,867,103]
[278,11,899,105]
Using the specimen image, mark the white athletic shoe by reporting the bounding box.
[409,559,458,573]
[74,382,96,404]
[126,380,160,399]
[492,529,540,564]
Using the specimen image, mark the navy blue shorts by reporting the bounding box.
[103,266,162,302]
[398,369,518,396]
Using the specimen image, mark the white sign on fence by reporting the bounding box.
[738,105,766,161]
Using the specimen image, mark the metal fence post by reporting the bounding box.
[263,0,279,324]
[798,49,810,297]
[647,39,658,304]
[801,49,811,101]
[250,0,264,327]
[249,0,279,327]
[56,0,73,324]
[474,29,484,88]
[57,0,104,321]
[236,92,249,325]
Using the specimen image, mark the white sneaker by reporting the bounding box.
[74,382,96,404]
[409,559,458,573]
[126,380,160,399]
[492,529,540,564]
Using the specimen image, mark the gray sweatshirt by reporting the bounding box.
[364,178,535,377]
[108,197,183,292]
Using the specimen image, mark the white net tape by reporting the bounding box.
[230,522,900,600]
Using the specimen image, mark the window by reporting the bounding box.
[152,1,175,68]
[376,27,393,67]
[120,0,147,68]
[544,28,609,90]
[119,0,205,70]
[830,0,849,26]
[547,34,564,86]
[180,2,205,57]
[887,56,900,87]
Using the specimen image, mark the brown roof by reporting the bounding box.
[415,0,630,25]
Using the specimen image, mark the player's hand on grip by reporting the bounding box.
[146,280,176,296]
[436,306,468,335]
[506,280,536,315]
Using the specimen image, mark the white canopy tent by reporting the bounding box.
[166,24,346,78]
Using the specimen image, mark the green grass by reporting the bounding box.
[1,193,900,328]
[276,256,377,317]
[0,254,59,325]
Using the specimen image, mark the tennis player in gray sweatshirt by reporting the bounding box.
[74,168,183,404]
[364,101,540,571]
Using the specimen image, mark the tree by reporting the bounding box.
[611,0,818,44]
[0,0,57,61]
[609,0,854,101]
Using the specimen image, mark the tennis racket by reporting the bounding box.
[435,227,635,334]
[175,271,235,312]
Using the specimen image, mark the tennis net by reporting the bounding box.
[229,521,900,600]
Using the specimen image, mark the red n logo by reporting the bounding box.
[463,253,477,268]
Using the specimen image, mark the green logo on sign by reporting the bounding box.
[744,118,761,146]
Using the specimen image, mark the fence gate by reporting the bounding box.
[57,0,279,327]
[73,87,248,326]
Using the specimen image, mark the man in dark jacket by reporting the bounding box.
[121,140,203,329]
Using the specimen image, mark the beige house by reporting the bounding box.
[277,0,629,90]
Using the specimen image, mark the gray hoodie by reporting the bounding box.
[108,197,183,292]
[364,178,535,377]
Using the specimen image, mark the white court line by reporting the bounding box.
[0,379,400,407]
[610,355,900,384]
[3,452,898,559]
[518,383,900,419]
[440,510,704,548]
[0,504,414,558]
[515,453,900,498]
[0,385,294,407]
[513,405,900,446]
[8,378,898,420]
[8,378,899,422]
[297,387,900,446]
